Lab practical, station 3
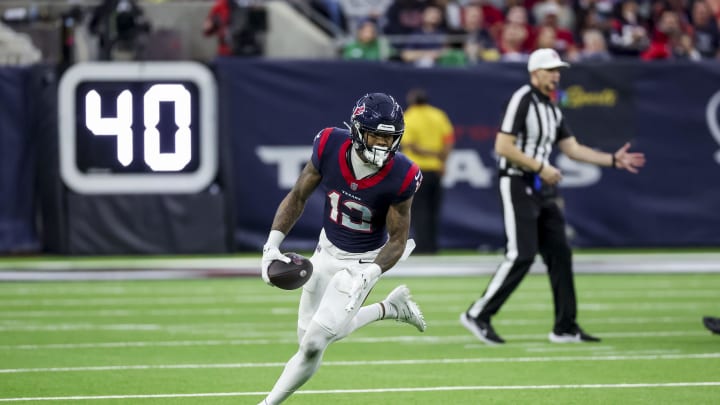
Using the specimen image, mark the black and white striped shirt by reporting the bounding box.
[498,84,573,174]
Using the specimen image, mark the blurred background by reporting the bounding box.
[1,0,719,256]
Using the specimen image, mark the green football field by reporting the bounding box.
[1,273,719,404]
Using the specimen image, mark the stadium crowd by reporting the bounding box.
[0,0,718,65]
[326,0,720,65]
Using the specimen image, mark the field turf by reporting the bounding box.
[1,273,719,403]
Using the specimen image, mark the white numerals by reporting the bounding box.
[84,84,192,172]
[143,85,191,171]
[327,191,373,232]
[85,90,133,166]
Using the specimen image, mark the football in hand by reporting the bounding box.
[267,252,313,290]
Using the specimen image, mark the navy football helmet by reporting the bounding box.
[349,93,405,167]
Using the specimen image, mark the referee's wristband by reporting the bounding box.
[611,154,617,169]
[536,162,544,173]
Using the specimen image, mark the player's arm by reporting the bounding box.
[373,196,413,273]
[261,161,321,286]
[559,137,645,173]
[270,160,322,234]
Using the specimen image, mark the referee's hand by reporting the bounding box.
[613,142,646,174]
[539,163,562,185]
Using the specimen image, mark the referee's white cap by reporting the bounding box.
[527,48,570,72]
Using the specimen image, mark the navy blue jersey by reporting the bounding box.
[311,127,421,253]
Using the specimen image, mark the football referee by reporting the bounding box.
[460,48,646,344]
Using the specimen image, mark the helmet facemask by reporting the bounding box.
[351,121,403,167]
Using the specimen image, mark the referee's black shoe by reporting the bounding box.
[703,316,720,334]
[460,312,505,345]
[549,327,601,343]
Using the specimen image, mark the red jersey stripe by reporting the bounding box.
[338,140,396,189]
[398,163,420,195]
[317,128,333,159]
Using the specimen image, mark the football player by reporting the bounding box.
[258,93,427,405]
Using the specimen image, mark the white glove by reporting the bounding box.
[344,263,382,312]
[261,230,290,287]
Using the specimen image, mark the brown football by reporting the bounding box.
[267,252,313,290]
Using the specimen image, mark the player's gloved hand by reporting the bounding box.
[261,230,290,287]
[261,246,291,286]
[344,263,382,312]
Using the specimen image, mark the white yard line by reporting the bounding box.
[1,353,720,374]
[0,307,297,317]
[0,296,298,307]
[0,331,713,350]
[1,382,719,402]
[1,253,720,271]
[2,290,718,306]
[0,316,698,332]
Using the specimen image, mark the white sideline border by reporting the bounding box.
[1,253,720,281]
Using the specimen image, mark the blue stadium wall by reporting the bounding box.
[2,60,720,253]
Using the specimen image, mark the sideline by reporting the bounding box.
[1,253,720,281]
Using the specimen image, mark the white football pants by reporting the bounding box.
[297,229,382,338]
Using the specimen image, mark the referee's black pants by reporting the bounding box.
[468,175,579,334]
[411,170,443,254]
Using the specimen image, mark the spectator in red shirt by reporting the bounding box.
[641,9,694,60]
[499,21,530,61]
[535,2,577,57]
[203,0,232,56]
[504,5,535,52]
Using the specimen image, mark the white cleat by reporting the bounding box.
[385,285,426,332]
